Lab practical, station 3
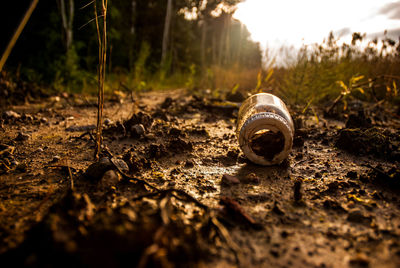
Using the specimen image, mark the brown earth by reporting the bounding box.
[0,89,400,267]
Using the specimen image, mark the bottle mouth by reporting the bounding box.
[238,112,293,165]
[249,129,285,161]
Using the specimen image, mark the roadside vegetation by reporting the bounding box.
[1,1,399,112]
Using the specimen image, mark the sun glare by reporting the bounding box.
[233,0,400,49]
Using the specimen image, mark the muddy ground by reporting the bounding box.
[0,89,400,267]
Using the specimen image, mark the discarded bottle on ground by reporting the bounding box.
[236,93,294,165]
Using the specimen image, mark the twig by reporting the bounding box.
[72,131,95,141]
[34,185,56,221]
[80,0,95,10]
[211,216,241,265]
[78,14,105,30]
[68,165,74,190]
[117,169,159,191]
[131,188,209,210]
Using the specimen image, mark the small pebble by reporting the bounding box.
[104,118,112,125]
[222,174,240,186]
[346,170,358,179]
[184,160,194,168]
[52,155,61,162]
[243,173,260,184]
[16,163,27,172]
[349,254,370,267]
[4,110,21,119]
[15,132,30,141]
[132,124,145,136]
[22,114,33,121]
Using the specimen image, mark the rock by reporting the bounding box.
[272,201,285,215]
[346,170,358,179]
[149,143,167,159]
[347,209,372,224]
[222,174,240,186]
[22,114,33,121]
[226,149,239,159]
[345,110,371,129]
[99,170,120,189]
[52,155,61,162]
[243,173,260,184]
[184,159,194,168]
[323,198,346,212]
[161,97,173,109]
[167,137,193,152]
[103,118,112,125]
[15,132,30,141]
[125,112,153,130]
[110,158,129,173]
[131,124,145,136]
[40,117,48,124]
[168,127,184,137]
[349,254,370,267]
[85,157,130,181]
[3,110,21,120]
[36,148,44,153]
[335,127,395,159]
[85,157,114,180]
[325,181,339,193]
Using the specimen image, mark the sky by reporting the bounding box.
[233,0,400,50]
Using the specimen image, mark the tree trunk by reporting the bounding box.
[235,22,243,65]
[200,19,207,72]
[129,0,136,71]
[223,13,231,66]
[59,0,74,52]
[161,0,172,66]
[212,32,217,65]
[217,15,226,67]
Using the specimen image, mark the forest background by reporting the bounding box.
[1,0,400,108]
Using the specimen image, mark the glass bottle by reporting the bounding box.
[236,93,294,165]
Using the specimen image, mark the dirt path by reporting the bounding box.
[0,89,400,267]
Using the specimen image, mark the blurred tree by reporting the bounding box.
[58,0,74,52]
[1,0,262,90]
[161,0,173,67]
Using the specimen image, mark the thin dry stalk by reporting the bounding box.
[94,0,108,160]
[0,0,39,72]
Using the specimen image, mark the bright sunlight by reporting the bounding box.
[234,0,400,48]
